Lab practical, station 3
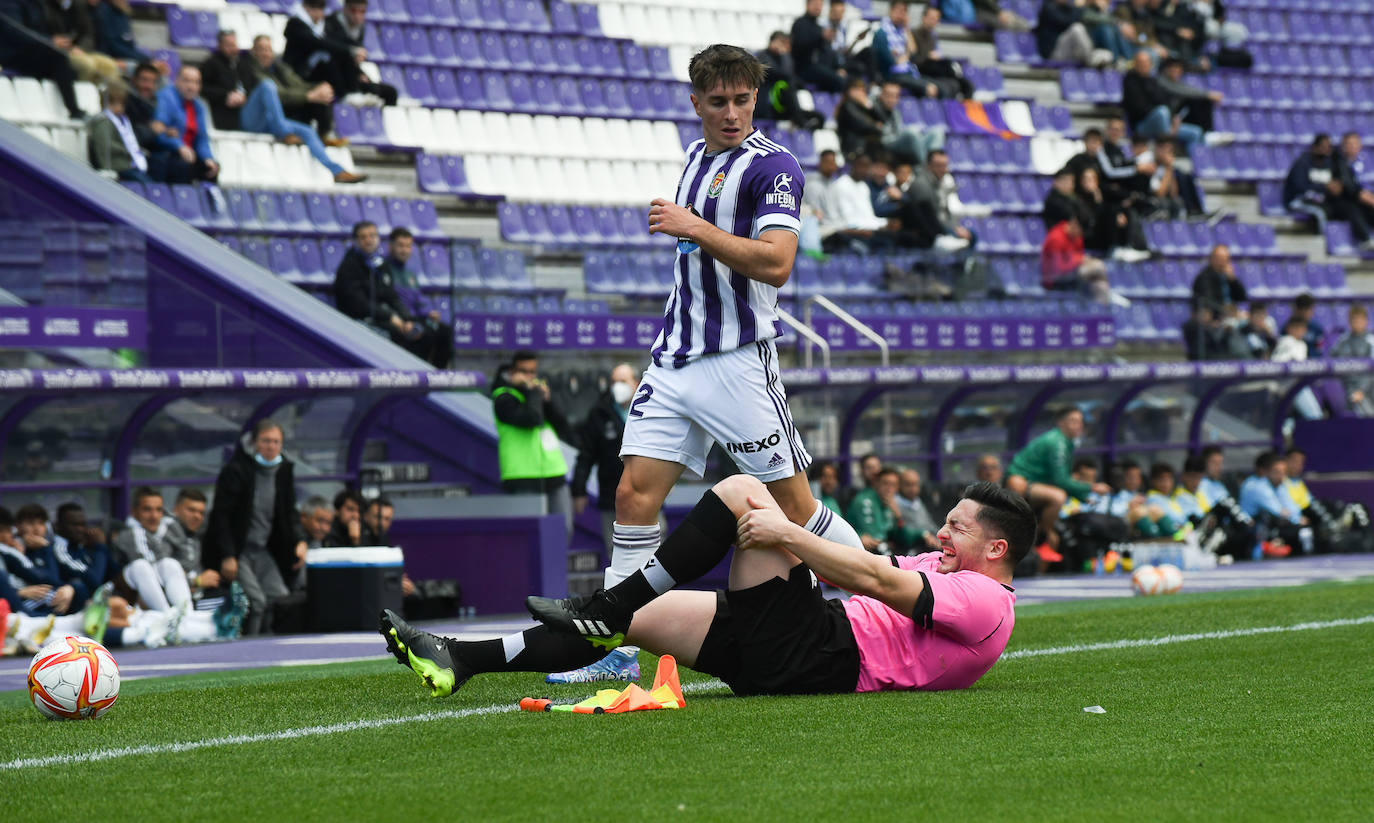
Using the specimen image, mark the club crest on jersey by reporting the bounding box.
[707,170,727,198]
[766,172,796,210]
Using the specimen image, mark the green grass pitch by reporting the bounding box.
[2,579,1372,822]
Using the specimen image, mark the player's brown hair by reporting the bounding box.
[687,44,766,94]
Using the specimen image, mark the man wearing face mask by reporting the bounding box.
[204,419,308,635]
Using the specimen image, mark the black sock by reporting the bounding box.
[450,625,605,674]
[603,489,738,615]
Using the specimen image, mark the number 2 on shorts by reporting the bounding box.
[628,383,653,417]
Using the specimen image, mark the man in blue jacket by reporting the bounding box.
[153,65,219,183]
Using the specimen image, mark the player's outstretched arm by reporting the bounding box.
[648,198,796,287]
[736,496,926,617]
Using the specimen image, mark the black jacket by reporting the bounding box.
[570,392,627,510]
[1042,189,1085,230]
[490,371,573,444]
[0,0,54,64]
[1282,151,1336,206]
[790,13,835,76]
[44,0,95,51]
[1035,2,1081,59]
[836,97,885,157]
[321,518,381,547]
[200,50,245,131]
[282,15,353,79]
[334,245,409,327]
[124,90,160,151]
[1191,266,1248,314]
[1122,71,1174,130]
[204,441,304,576]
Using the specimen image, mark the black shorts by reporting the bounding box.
[693,563,861,696]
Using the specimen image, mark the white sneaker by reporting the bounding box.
[1111,248,1151,263]
[1108,290,1133,307]
[139,608,181,649]
[1204,132,1236,146]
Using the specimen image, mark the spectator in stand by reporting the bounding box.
[1035,0,1113,68]
[299,496,332,548]
[490,350,575,539]
[50,502,109,613]
[1041,214,1111,302]
[1099,117,1156,204]
[1152,0,1209,70]
[873,80,943,165]
[204,420,308,635]
[363,497,395,546]
[854,453,883,497]
[323,489,369,547]
[91,0,162,71]
[1182,302,1247,361]
[1115,0,1169,58]
[112,487,194,614]
[792,0,847,92]
[756,31,823,130]
[830,152,896,253]
[1273,316,1325,420]
[0,0,85,118]
[1042,167,1085,230]
[1191,0,1248,66]
[334,221,439,352]
[1329,305,1374,416]
[844,467,923,555]
[1192,243,1247,316]
[1335,132,1374,239]
[1238,452,1301,557]
[1150,137,1205,218]
[381,227,452,367]
[153,66,220,183]
[835,76,886,158]
[1283,134,1372,250]
[903,149,973,251]
[162,489,221,601]
[896,468,941,551]
[88,85,153,183]
[976,453,1004,485]
[42,0,120,84]
[810,460,844,516]
[125,61,163,152]
[873,0,939,97]
[1156,57,1222,135]
[201,30,249,131]
[245,35,342,144]
[1290,292,1325,353]
[867,155,904,219]
[1122,51,1205,157]
[941,0,1031,31]
[570,363,666,554]
[804,148,845,249]
[1239,301,1277,359]
[1080,0,1138,63]
[284,0,397,107]
[1006,407,1113,554]
[1,505,79,619]
[1076,165,1148,259]
[912,6,973,99]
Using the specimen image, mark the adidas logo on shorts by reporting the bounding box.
[766,452,786,469]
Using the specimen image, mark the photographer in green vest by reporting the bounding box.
[491,350,575,539]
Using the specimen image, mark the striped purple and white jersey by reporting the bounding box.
[649,129,804,369]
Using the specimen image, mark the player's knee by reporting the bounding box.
[1006,474,1028,496]
[711,474,767,513]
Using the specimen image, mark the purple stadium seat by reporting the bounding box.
[602,79,631,117]
[647,47,672,77]
[278,191,311,232]
[379,25,406,61]
[479,32,510,69]
[410,199,440,234]
[379,63,405,93]
[519,203,555,244]
[616,206,650,247]
[295,239,326,282]
[253,191,285,232]
[483,71,512,110]
[306,192,342,233]
[431,69,460,106]
[450,244,480,290]
[527,34,557,71]
[170,184,207,227]
[574,3,602,36]
[431,0,456,24]
[1060,69,1087,103]
[456,70,486,108]
[406,26,434,64]
[596,40,627,77]
[548,0,579,34]
[544,205,578,245]
[622,43,651,78]
[241,237,270,270]
[334,104,363,141]
[454,0,484,27]
[143,183,175,214]
[507,72,535,112]
[504,34,533,71]
[374,0,404,20]
[646,81,675,119]
[417,153,447,194]
[225,189,258,231]
[592,206,622,244]
[385,198,415,233]
[505,0,547,32]
[430,29,456,64]
[356,106,388,143]
[499,202,532,243]
[194,11,218,47]
[475,0,502,28]
[268,238,301,282]
[198,184,234,231]
[454,29,483,67]
[568,205,601,244]
[676,122,698,149]
[219,235,242,254]
[420,242,452,284]
[529,74,559,113]
[165,9,202,47]
[359,196,390,233]
[334,193,364,229]
[406,0,435,24]
[405,68,435,105]
[545,75,577,113]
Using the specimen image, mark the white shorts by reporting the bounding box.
[621,339,811,482]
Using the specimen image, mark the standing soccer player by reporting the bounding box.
[552,44,863,682]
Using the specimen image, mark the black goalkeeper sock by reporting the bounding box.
[601,489,738,616]
[450,625,606,674]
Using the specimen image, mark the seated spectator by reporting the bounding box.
[1181,303,1247,361]
[88,84,153,183]
[125,60,164,152]
[162,488,221,600]
[284,0,398,107]
[324,489,369,547]
[1076,165,1147,259]
[245,34,343,144]
[1041,214,1111,302]
[1329,305,1374,416]
[804,148,844,249]
[0,505,74,618]
[299,495,333,548]
[153,66,220,183]
[0,0,84,118]
[941,0,1031,31]
[1157,56,1222,134]
[912,6,973,99]
[201,30,250,131]
[792,0,847,93]
[1115,0,1169,59]
[1283,134,1371,250]
[1191,243,1246,316]
[1122,52,1205,157]
[1238,452,1302,556]
[976,453,1004,485]
[1285,447,1372,553]
[363,496,393,544]
[1144,463,1190,535]
[1006,407,1112,553]
[853,452,883,496]
[903,149,973,251]
[809,460,844,516]
[1149,137,1205,218]
[1239,301,1278,359]
[113,487,194,613]
[91,0,162,71]
[828,153,896,253]
[1035,0,1113,68]
[382,228,452,367]
[50,502,110,613]
[866,154,904,219]
[43,0,120,85]
[335,222,445,355]
[844,467,923,554]
[1042,167,1085,230]
[1335,131,1374,240]
[895,468,941,551]
[755,30,823,130]
[1054,456,1129,569]
[834,76,886,158]
[1273,317,1325,420]
[873,80,943,165]
[1081,0,1138,63]
[1192,0,1248,65]
[1290,292,1325,354]
[873,0,939,97]
[1099,117,1156,206]
[1174,454,1250,559]
[1152,0,1209,70]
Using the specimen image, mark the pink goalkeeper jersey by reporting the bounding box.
[842,552,1016,692]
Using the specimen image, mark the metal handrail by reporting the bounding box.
[802,295,890,367]
[776,307,831,369]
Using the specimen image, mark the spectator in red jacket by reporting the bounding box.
[1041,215,1109,302]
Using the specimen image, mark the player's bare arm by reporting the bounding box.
[736,496,927,617]
[648,199,797,287]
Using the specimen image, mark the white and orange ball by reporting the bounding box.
[27,635,120,720]
[1156,563,1184,594]
[1131,564,1163,596]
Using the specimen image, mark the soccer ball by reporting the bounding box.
[1156,563,1184,594]
[1131,564,1163,596]
[27,635,120,720]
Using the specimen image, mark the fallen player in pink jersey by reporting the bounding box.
[380,474,1035,697]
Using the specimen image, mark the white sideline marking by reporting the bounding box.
[5,615,1372,772]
